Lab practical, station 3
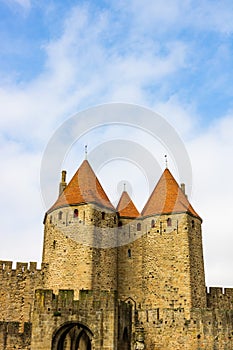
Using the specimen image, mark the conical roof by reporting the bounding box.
[116,191,140,218]
[141,168,201,219]
[48,160,114,212]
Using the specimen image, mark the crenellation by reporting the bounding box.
[207,287,233,310]
[0,321,32,350]
[0,260,13,272]
[0,260,42,274]
[134,307,233,349]
[57,289,75,309]
[16,262,29,272]
[29,262,37,271]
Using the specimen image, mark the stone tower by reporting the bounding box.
[116,167,207,348]
[139,168,206,313]
[42,159,118,298]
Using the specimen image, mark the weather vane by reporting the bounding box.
[123,183,126,191]
[165,154,168,168]
[85,145,88,159]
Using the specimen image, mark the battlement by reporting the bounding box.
[34,289,76,310]
[139,307,233,337]
[207,286,233,309]
[0,321,31,349]
[34,289,118,313]
[135,307,233,349]
[0,261,48,326]
[0,321,31,335]
[0,260,47,273]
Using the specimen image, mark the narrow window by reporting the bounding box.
[151,219,155,228]
[58,211,62,220]
[53,240,56,249]
[73,209,79,218]
[101,212,105,220]
[83,211,85,224]
[49,215,52,224]
[191,220,195,228]
[167,218,172,227]
[128,249,131,258]
[118,221,122,229]
[137,223,141,231]
[123,327,129,341]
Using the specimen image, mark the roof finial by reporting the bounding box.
[85,145,88,160]
[123,183,126,192]
[165,154,168,168]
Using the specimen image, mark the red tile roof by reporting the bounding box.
[116,191,140,218]
[141,168,201,220]
[48,160,114,212]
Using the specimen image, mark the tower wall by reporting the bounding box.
[42,203,118,298]
[117,217,144,305]
[188,216,206,308]
[117,213,206,315]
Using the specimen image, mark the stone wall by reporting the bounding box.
[207,287,233,309]
[136,307,233,349]
[31,289,132,350]
[0,321,31,350]
[0,261,46,325]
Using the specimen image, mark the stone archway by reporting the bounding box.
[52,322,93,350]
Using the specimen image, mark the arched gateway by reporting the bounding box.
[52,322,93,350]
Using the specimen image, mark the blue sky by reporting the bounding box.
[0,0,233,286]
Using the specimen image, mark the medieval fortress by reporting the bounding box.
[0,158,233,349]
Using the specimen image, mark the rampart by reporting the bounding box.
[0,261,47,325]
[207,286,233,310]
[0,321,31,350]
[137,306,233,349]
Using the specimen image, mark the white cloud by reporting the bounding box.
[0,138,43,262]
[154,95,200,138]
[117,0,233,34]
[188,113,233,286]
[0,4,190,143]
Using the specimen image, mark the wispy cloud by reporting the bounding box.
[6,0,31,11]
[118,0,233,34]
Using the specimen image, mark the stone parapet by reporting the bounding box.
[207,286,233,309]
[0,321,31,350]
[0,261,47,324]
